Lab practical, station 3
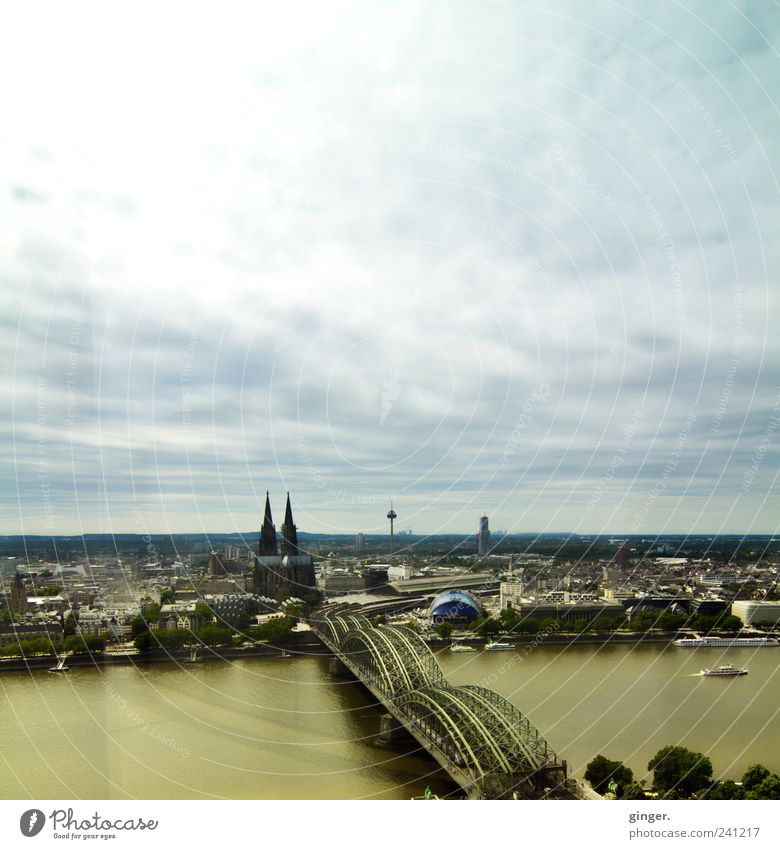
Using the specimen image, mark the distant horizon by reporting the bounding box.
[2,529,777,541]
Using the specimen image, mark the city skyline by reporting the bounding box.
[3,2,778,538]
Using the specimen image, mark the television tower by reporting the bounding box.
[387,502,397,553]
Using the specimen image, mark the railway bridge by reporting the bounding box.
[313,611,580,799]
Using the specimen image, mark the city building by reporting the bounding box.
[429,589,484,624]
[614,542,629,568]
[477,516,491,557]
[9,572,28,614]
[0,622,63,646]
[355,533,365,556]
[387,564,413,581]
[731,600,780,627]
[518,599,624,625]
[253,492,316,599]
[698,572,738,587]
[500,580,525,610]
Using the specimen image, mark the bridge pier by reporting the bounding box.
[328,656,351,678]
[379,713,405,744]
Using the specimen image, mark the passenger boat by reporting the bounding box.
[449,642,476,653]
[484,641,515,651]
[700,665,748,676]
[675,635,778,648]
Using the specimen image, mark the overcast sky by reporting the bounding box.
[2,1,779,538]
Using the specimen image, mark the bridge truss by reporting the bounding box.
[313,612,573,799]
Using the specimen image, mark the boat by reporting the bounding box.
[484,641,515,651]
[48,655,69,673]
[675,635,779,648]
[700,665,749,677]
[449,642,476,653]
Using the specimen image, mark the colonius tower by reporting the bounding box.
[253,492,315,599]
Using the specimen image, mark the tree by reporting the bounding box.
[719,614,743,631]
[475,617,501,637]
[741,763,771,791]
[134,630,155,653]
[155,629,189,650]
[63,612,77,637]
[131,615,149,639]
[584,755,634,795]
[262,616,295,642]
[159,588,174,605]
[648,746,713,797]
[197,625,233,647]
[64,634,106,654]
[745,775,780,800]
[194,601,213,620]
[621,782,646,800]
[303,590,323,607]
[516,617,540,634]
[499,606,519,630]
[435,621,453,640]
[146,603,161,621]
[699,780,744,800]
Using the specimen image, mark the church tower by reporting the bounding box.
[280,493,299,556]
[259,491,278,556]
[10,572,28,614]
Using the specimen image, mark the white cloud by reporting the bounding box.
[2,1,778,535]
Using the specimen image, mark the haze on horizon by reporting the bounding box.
[2,2,779,539]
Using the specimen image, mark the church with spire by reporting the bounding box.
[253,492,315,599]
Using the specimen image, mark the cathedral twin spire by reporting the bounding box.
[259,491,299,556]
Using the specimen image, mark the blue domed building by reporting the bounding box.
[429,589,484,624]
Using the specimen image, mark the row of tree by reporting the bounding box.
[0,634,106,657]
[132,615,296,652]
[585,747,780,799]
[431,607,746,639]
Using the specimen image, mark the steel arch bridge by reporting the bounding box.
[313,612,574,799]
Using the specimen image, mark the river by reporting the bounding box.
[1,642,778,799]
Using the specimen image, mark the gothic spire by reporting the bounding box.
[259,491,278,556]
[280,492,299,555]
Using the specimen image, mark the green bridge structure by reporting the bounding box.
[313,611,581,799]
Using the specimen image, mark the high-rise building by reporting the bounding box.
[477,515,491,557]
[208,552,227,577]
[253,492,315,599]
[615,542,629,568]
[355,533,365,556]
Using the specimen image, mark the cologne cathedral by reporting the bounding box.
[252,492,316,599]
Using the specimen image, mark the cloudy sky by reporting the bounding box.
[2,1,778,538]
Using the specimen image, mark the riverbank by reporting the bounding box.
[2,627,760,673]
[0,631,325,672]
[426,632,678,649]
